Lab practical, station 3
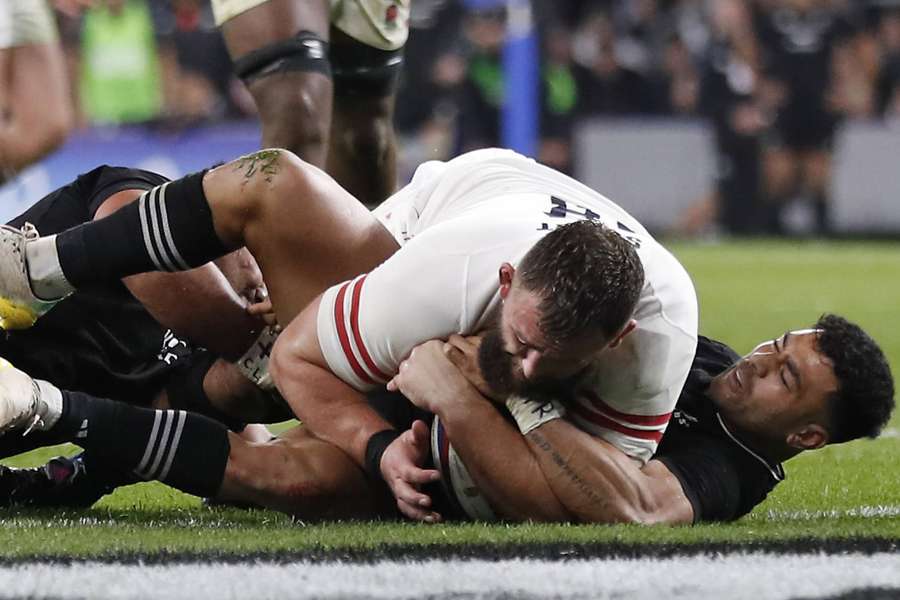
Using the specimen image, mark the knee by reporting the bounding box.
[333,113,393,169]
[251,77,331,160]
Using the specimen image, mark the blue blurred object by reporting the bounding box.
[461,0,505,9]
[0,122,260,223]
[501,0,538,157]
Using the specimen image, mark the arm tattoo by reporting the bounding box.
[234,149,281,185]
[529,430,610,510]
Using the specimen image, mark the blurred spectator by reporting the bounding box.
[155,0,243,122]
[539,25,580,172]
[572,11,657,116]
[756,0,860,235]
[456,8,506,151]
[875,8,900,118]
[697,0,773,234]
[79,0,162,124]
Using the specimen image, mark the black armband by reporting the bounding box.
[364,429,401,481]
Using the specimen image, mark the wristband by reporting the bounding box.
[505,395,566,434]
[236,326,279,391]
[364,429,401,481]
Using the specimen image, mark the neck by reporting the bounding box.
[719,415,799,464]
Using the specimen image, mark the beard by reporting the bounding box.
[477,320,577,402]
[477,325,519,398]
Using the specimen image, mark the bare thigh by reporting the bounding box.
[203,151,401,327]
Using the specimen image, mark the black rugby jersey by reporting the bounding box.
[1,166,191,406]
[655,336,785,522]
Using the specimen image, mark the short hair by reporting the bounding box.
[815,314,895,444]
[517,220,644,345]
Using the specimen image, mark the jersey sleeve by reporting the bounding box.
[654,437,744,523]
[567,313,697,463]
[315,227,473,391]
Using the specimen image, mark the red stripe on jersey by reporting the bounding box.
[581,390,672,427]
[334,281,375,385]
[569,402,664,442]
[349,275,390,382]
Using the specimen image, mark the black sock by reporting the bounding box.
[55,170,230,287]
[54,391,230,498]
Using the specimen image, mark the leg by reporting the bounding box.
[218,425,387,519]
[221,0,332,167]
[326,30,402,206]
[3,150,399,330]
[0,42,73,181]
[0,362,384,517]
[201,151,401,324]
[801,148,833,234]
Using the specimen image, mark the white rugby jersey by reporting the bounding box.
[317,148,698,462]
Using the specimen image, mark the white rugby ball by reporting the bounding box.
[431,415,498,521]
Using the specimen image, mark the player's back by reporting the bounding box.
[370,150,698,462]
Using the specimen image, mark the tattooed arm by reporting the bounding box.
[524,420,693,524]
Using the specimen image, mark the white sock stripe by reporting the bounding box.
[138,190,166,272]
[134,410,164,477]
[148,187,178,272]
[157,410,187,482]
[156,183,191,271]
[145,410,175,479]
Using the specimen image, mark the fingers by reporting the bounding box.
[397,496,442,523]
[444,344,467,369]
[410,419,430,442]
[247,299,273,315]
[391,467,442,523]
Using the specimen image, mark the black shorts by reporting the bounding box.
[2,166,196,407]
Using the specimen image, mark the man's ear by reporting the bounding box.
[786,424,829,451]
[608,319,637,349]
[498,263,515,300]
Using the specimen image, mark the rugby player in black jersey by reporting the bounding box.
[1,314,892,524]
[0,166,291,504]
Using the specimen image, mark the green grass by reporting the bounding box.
[1,239,899,558]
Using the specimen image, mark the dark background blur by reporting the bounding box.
[7,0,900,237]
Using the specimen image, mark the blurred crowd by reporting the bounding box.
[47,0,900,234]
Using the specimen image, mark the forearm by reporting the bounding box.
[437,394,569,522]
[523,420,692,525]
[270,346,393,466]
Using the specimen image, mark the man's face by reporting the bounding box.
[477,283,606,397]
[707,330,838,446]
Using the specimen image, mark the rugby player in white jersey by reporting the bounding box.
[0,148,697,519]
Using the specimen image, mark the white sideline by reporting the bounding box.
[0,552,898,599]
[765,505,900,519]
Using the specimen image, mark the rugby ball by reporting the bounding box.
[431,415,497,521]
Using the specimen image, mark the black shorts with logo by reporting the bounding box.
[1,166,197,407]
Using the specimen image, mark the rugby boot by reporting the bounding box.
[0,455,114,508]
[0,223,62,330]
[0,358,59,435]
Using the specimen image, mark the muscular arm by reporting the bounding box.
[95,190,265,360]
[269,296,397,467]
[392,339,694,525]
[435,387,570,522]
[524,420,694,525]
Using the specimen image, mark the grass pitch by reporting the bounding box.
[0,239,898,559]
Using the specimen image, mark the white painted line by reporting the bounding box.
[0,553,898,599]
[765,505,900,520]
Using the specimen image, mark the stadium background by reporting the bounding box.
[1,1,899,598]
